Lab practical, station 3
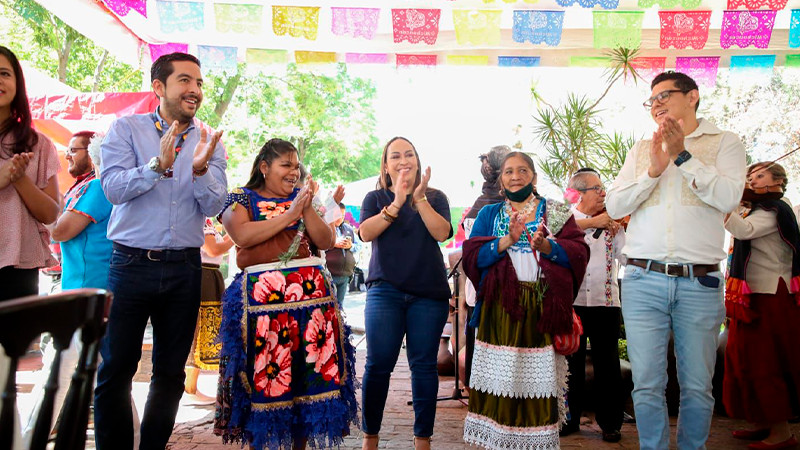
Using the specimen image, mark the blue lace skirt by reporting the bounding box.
[214,257,359,449]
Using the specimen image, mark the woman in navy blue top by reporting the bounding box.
[358,137,453,450]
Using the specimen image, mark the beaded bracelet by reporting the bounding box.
[381,206,397,223]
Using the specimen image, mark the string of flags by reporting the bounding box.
[103,0,800,86]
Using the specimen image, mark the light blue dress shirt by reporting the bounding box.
[100,108,228,250]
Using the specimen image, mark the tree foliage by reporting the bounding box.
[198,63,381,186]
[702,69,800,168]
[531,48,642,190]
[0,0,142,92]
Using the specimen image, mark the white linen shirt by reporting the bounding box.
[571,206,625,307]
[606,118,746,264]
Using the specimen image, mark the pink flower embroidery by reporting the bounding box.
[254,345,292,397]
[304,308,340,383]
[271,312,300,351]
[253,315,277,359]
[287,267,326,299]
[253,271,304,304]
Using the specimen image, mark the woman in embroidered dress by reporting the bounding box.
[0,46,60,301]
[214,138,359,450]
[462,152,589,450]
[723,161,800,450]
[358,137,453,450]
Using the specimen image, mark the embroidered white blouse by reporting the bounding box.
[571,206,625,307]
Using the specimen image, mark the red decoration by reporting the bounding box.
[396,54,438,67]
[659,10,712,49]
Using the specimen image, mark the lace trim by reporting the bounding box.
[471,341,561,398]
[464,413,560,450]
[555,353,568,426]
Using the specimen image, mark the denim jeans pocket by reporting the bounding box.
[623,265,644,280]
[110,250,137,268]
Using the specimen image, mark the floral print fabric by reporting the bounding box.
[214,184,358,450]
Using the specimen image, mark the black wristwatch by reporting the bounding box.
[674,150,693,167]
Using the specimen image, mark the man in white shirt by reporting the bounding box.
[564,168,626,443]
[606,71,746,450]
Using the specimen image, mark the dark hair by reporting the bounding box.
[244,138,299,191]
[651,71,700,111]
[338,202,345,209]
[298,162,307,185]
[0,46,38,156]
[575,167,599,175]
[377,136,422,191]
[150,52,201,97]
[72,130,96,141]
[479,145,512,184]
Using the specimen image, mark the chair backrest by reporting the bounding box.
[0,289,111,450]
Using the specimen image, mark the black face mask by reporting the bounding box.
[504,183,534,202]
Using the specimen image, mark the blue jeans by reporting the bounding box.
[621,264,724,450]
[361,282,449,438]
[332,275,350,306]
[94,245,201,450]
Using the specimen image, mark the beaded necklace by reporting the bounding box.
[504,195,538,219]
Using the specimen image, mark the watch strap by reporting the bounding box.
[674,150,692,167]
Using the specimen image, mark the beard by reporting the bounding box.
[68,160,92,178]
[161,95,199,123]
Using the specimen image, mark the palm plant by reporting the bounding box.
[532,48,644,190]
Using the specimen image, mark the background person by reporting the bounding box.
[183,217,233,404]
[326,202,360,306]
[563,168,626,443]
[214,138,358,449]
[723,162,800,450]
[358,137,452,450]
[0,45,60,301]
[458,144,512,388]
[462,152,589,450]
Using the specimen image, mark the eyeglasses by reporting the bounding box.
[643,89,688,109]
[66,147,88,156]
[577,185,605,194]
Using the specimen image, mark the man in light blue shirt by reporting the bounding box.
[95,52,227,449]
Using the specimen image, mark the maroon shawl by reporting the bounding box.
[463,215,589,335]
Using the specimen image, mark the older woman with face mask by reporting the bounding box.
[462,152,589,450]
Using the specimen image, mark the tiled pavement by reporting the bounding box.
[13,287,799,449]
[13,343,800,449]
[155,346,800,449]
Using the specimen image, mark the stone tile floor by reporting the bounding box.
[14,344,800,449]
[12,288,800,449]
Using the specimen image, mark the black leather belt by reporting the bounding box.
[113,242,199,262]
[627,259,718,277]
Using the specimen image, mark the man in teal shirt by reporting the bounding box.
[51,130,112,289]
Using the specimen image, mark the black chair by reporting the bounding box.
[0,288,111,450]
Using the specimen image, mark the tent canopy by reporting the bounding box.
[32,0,800,71]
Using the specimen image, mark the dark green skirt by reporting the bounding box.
[464,282,566,450]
